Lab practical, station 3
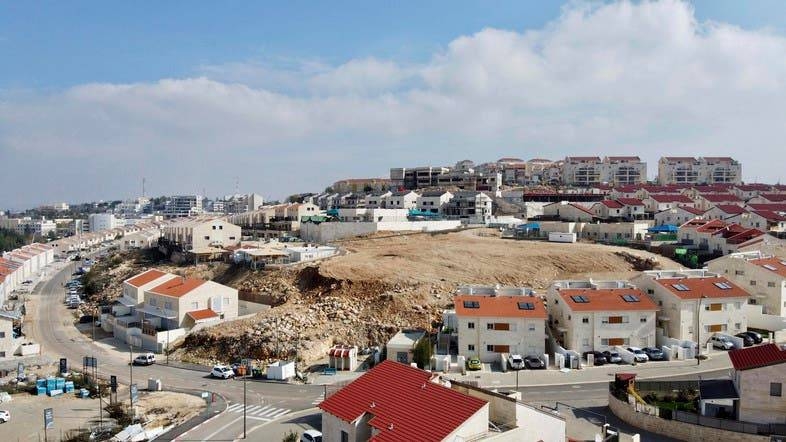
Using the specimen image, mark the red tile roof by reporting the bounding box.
[318,361,487,442]
[735,184,771,191]
[654,276,749,300]
[689,219,727,233]
[729,344,786,371]
[454,295,547,319]
[759,194,786,202]
[566,156,601,162]
[712,204,747,215]
[149,277,206,298]
[186,309,219,321]
[752,210,786,222]
[662,157,697,162]
[558,288,658,312]
[747,203,786,213]
[700,194,742,203]
[650,194,694,204]
[678,206,706,215]
[125,269,170,288]
[607,156,641,161]
[600,200,624,209]
[617,198,644,206]
[749,256,786,278]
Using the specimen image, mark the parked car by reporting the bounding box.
[22,280,33,285]
[508,354,525,370]
[211,365,235,379]
[642,347,664,361]
[710,335,734,350]
[133,353,156,366]
[602,351,623,364]
[582,351,607,365]
[627,347,649,362]
[79,315,96,324]
[0,410,9,423]
[466,357,482,371]
[301,430,322,442]
[524,355,545,369]
[741,330,763,344]
[735,333,755,347]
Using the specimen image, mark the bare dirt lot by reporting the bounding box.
[177,229,680,366]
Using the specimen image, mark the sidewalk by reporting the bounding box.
[448,352,732,389]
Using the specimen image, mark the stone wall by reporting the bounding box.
[607,392,769,442]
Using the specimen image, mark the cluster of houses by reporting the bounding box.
[103,269,239,352]
[443,248,786,366]
[49,221,165,256]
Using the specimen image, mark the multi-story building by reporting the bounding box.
[729,344,786,425]
[631,270,749,344]
[455,293,547,362]
[332,178,392,194]
[386,190,419,210]
[161,218,241,252]
[604,156,647,186]
[391,166,451,190]
[658,157,742,185]
[708,251,786,316]
[164,195,203,218]
[88,213,120,232]
[546,280,658,353]
[562,157,604,187]
[219,193,265,214]
[561,156,647,187]
[444,191,493,224]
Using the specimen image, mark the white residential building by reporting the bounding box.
[561,156,647,187]
[642,194,696,214]
[542,201,595,222]
[386,190,419,210]
[455,294,547,363]
[631,270,749,344]
[416,191,453,215]
[707,251,786,316]
[88,213,120,232]
[164,195,203,218]
[658,157,742,185]
[161,218,241,252]
[444,191,493,224]
[654,206,705,226]
[546,280,658,353]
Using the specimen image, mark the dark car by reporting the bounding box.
[524,356,545,369]
[735,333,755,347]
[741,331,763,344]
[602,351,623,364]
[583,351,607,365]
[78,315,96,324]
[642,347,665,361]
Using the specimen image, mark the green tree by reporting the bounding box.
[0,228,28,253]
[412,334,433,369]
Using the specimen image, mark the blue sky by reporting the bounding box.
[2,1,786,209]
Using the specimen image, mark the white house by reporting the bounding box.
[694,193,744,211]
[631,270,749,344]
[704,204,747,221]
[416,191,453,215]
[455,294,547,363]
[643,194,696,214]
[386,190,419,210]
[542,201,595,222]
[707,251,786,316]
[729,344,786,425]
[727,211,786,233]
[546,281,658,353]
[385,329,427,364]
[654,206,705,226]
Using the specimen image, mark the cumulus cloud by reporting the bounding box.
[3,0,786,208]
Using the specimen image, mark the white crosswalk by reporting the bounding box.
[311,393,325,405]
[225,402,291,421]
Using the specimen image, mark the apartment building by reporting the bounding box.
[332,178,391,194]
[729,344,786,425]
[218,193,265,214]
[161,218,241,252]
[631,270,748,344]
[164,195,203,218]
[546,281,658,353]
[88,213,120,232]
[658,157,742,185]
[141,276,238,328]
[708,251,786,316]
[390,166,450,190]
[561,156,647,187]
[416,191,453,215]
[443,191,493,224]
[455,294,547,362]
[386,190,419,210]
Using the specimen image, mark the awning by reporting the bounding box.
[116,296,137,307]
[136,306,177,319]
[186,309,220,322]
[647,224,678,233]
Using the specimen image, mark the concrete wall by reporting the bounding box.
[300,220,461,243]
[608,391,768,442]
[0,318,16,358]
[743,304,786,332]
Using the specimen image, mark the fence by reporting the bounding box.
[673,411,786,436]
[634,380,700,393]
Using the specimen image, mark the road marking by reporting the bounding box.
[256,407,282,417]
[252,405,273,415]
[271,408,291,418]
[245,405,263,414]
[311,393,325,405]
[202,415,244,441]
[226,403,243,412]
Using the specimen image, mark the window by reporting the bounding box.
[490,323,510,331]
[229,236,236,240]
[602,338,627,346]
[204,236,210,240]
[164,301,172,310]
[734,302,741,309]
[706,324,726,332]
[191,302,199,309]
[219,225,223,230]
[487,345,494,352]
[528,324,536,331]
[517,302,535,310]
[582,317,589,324]
[603,316,627,324]
[671,283,690,291]
[571,295,589,303]
[487,323,494,330]
[749,280,756,286]
[0,351,4,357]
[224,297,230,305]
[734,322,741,330]
[640,317,647,323]
[768,281,777,288]
[150,298,157,306]
[463,300,480,309]
[212,226,216,230]
[468,344,475,351]
[735,270,745,275]
[341,430,349,442]
[621,294,640,302]
[771,382,782,397]
[647,289,654,294]
[467,322,475,329]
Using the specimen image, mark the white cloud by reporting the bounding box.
[3,0,786,207]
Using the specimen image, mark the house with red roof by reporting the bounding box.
[729,343,786,424]
[454,294,547,363]
[726,210,786,234]
[747,193,786,204]
[654,206,706,227]
[547,280,658,353]
[318,360,566,442]
[731,184,772,200]
[542,201,595,222]
[107,268,238,352]
[631,270,749,344]
[708,251,786,316]
[592,200,625,220]
[705,204,748,221]
[642,193,696,214]
[693,193,744,211]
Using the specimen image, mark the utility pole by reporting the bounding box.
[98,383,103,430]
[243,360,247,439]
